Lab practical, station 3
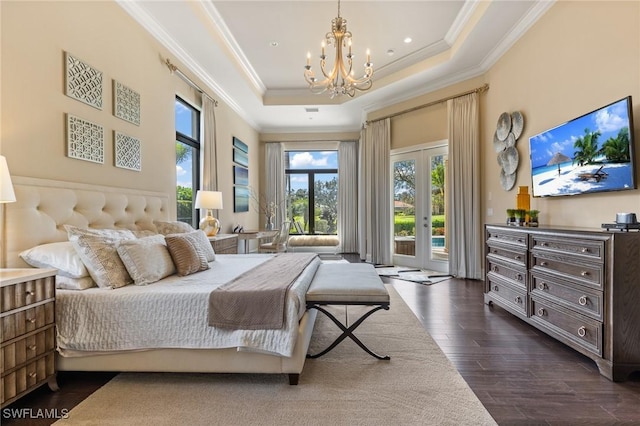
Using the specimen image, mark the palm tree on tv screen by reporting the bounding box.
[601,127,631,163]
[573,128,602,166]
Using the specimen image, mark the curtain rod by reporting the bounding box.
[365,83,489,125]
[164,57,218,107]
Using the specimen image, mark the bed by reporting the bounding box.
[2,176,320,385]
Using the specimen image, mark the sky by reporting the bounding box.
[287,151,338,191]
[529,98,631,169]
[175,100,194,188]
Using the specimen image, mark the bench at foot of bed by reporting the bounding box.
[306,263,390,360]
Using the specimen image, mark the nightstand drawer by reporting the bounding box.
[1,302,55,341]
[2,326,56,371]
[1,352,55,402]
[1,276,55,313]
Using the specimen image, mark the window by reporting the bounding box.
[285,151,338,235]
[175,97,200,227]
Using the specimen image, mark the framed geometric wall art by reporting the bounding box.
[66,114,104,164]
[114,131,141,171]
[113,80,141,126]
[64,52,103,110]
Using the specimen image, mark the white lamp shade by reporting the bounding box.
[194,190,223,210]
[0,155,16,203]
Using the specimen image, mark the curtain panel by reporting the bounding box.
[359,119,391,265]
[338,141,358,253]
[265,143,285,227]
[447,93,482,279]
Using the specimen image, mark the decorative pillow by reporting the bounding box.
[117,235,176,285]
[131,229,157,238]
[154,220,194,236]
[185,230,216,262]
[20,241,89,278]
[165,233,210,276]
[70,233,135,289]
[64,225,137,241]
[55,275,96,291]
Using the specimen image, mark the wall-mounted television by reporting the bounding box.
[529,96,636,198]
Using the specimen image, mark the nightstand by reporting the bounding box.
[208,234,239,254]
[1,268,58,408]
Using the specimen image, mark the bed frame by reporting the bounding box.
[2,176,316,385]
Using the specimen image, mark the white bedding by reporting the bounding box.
[56,254,321,358]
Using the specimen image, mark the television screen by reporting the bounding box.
[529,96,636,197]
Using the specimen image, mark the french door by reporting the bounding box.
[391,144,448,272]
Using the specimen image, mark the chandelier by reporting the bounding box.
[304,0,373,98]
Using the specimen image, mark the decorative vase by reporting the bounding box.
[265,216,273,231]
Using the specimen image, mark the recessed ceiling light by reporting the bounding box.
[404,37,412,44]
[269,41,279,47]
[305,107,319,113]
[387,49,395,56]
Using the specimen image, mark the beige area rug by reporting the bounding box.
[54,286,496,426]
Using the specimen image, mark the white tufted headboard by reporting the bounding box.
[2,176,170,268]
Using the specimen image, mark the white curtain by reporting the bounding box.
[447,93,482,279]
[338,141,358,253]
[201,96,217,192]
[265,143,285,227]
[359,119,391,265]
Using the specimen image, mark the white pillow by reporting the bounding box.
[69,233,136,289]
[20,242,89,278]
[64,225,136,241]
[117,235,176,285]
[55,275,96,290]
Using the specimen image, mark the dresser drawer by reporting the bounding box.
[531,252,603,289]
[1,276,55,314]
[486,276,527,316]
[530,272,603,321]
[486,227,527,248]
[2,326,56,371]
[532,235,604,263]
[487,258,526,289]
[530,297,602,356]
[1,303,55,341]
[487,243,527,267]
[1,352,55,403]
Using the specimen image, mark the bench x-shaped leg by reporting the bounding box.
[306,303,390,360]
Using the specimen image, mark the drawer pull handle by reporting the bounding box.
[493,285,499,292]
[493,266,499,273]
[492,249,498,254]
[26,290,35,296]
[514,255,521,260]
[516,274,523,281]
[517,239,524,243]
[540,242,548,247]
[578,296,588,306]
[577,326,586,337]
[581,247,590,253]
[514,296,522,304]
[28,372,37,378]
[540,261,548,266]
[538,282,547,290]
[26,318,36,324]
[537,308,546,316]
[28,345,37,351]
[581,271,590,277]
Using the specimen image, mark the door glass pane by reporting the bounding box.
[393,159,416,256]
[430,154,447,261]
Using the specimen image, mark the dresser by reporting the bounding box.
[485,224,640,381]
[208,234,238,254]
[1,268,58,407]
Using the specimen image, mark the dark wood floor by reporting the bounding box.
[3,255,640,425]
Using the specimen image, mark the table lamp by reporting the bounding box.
[195,190,223,236]
[0,155,16,203]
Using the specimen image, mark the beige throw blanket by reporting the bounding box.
[208,253,318,330]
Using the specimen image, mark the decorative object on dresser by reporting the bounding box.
[194,190,223,236]
[484,224,640,381]
[1,268,58,408]
[207,234,238,254]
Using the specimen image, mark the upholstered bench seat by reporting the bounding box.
[288,235,339,253]
[306,263,390,360]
